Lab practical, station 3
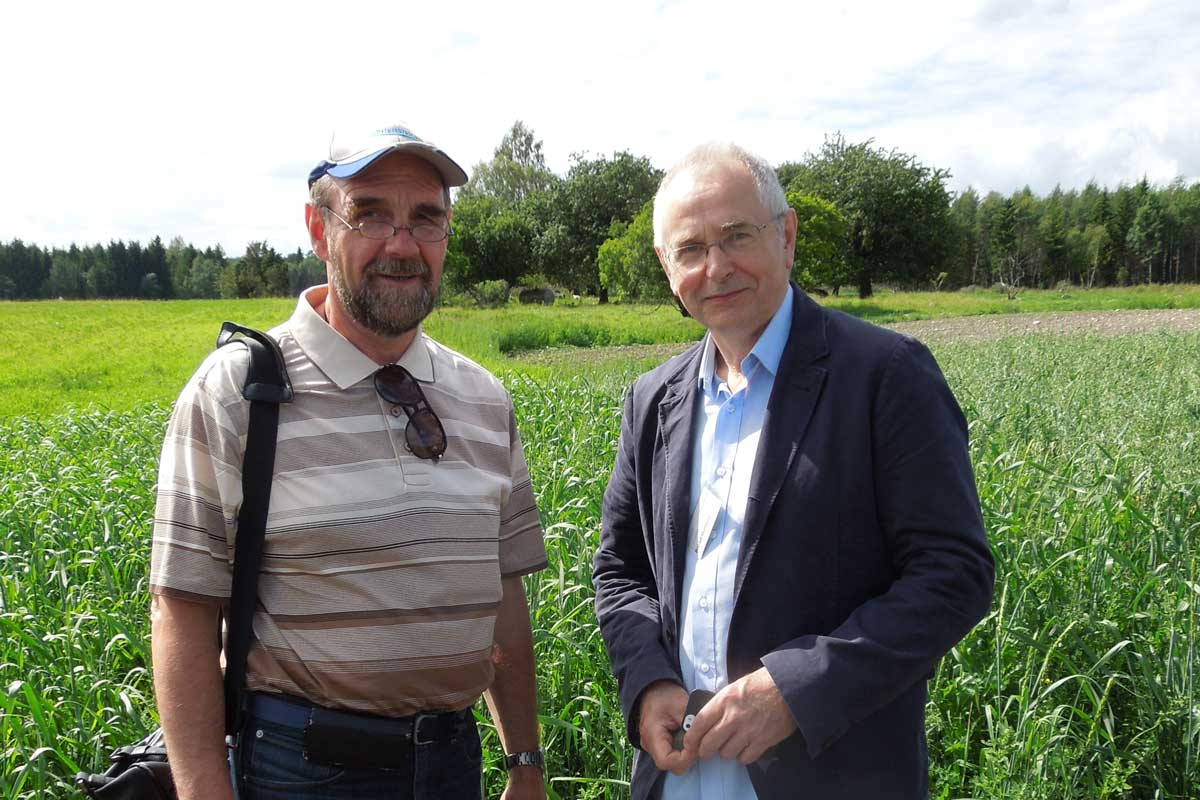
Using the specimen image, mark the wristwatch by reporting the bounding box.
[503,749,545,771]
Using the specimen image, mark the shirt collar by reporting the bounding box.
[696,288,794,395]
[290,285,436,389]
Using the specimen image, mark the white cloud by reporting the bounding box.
[2,0,1196,254]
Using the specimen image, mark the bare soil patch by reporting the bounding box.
[889,308,1200,344]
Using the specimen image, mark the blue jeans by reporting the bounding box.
[235,706,483,800]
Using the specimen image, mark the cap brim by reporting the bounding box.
[324,143,468,188]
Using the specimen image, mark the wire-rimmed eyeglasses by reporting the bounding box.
[666,213,784,270]
[325,208,451,243]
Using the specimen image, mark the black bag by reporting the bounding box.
[74,728,174,799]
[75,323,293,799]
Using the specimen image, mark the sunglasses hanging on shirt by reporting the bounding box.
[373,364,447,461]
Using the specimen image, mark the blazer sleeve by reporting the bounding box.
[593,384,684,748]
[760,336,995,757]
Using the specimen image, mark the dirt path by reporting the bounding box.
[888,308,1200,343]
[514,309,1200,368]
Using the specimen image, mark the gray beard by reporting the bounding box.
[331,257,436,337]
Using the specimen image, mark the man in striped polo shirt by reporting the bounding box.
[149,124,548,800]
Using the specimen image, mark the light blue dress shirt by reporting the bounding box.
[662,289,794,800]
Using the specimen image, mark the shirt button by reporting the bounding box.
[699,595,709,609]
[716,466,728,478]
[726,405,736,414]
[700,663,711,674]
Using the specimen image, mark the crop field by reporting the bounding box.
[2,294,1199,798]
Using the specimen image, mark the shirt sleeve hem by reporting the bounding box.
[500,559,549,578]
[149,584,230,606]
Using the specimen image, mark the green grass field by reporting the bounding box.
[3,283,1200,418]
[2,291,1198,798]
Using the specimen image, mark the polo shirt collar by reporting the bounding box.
[290,285,435,389]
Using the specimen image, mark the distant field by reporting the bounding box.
[3,284,1200,417]
[823,282,1200,322]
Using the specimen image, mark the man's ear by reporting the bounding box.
[305,204,329,261]
[781,207,798,272]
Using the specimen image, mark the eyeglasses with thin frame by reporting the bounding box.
[324,208,452,243]
[667,213,784,270]
[373,365,447,461]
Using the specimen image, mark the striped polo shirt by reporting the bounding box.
[150,285,547,716]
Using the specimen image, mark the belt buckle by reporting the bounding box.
[413,713,438,746]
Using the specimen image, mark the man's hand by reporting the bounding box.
[637,681,694,775]
[681,668,796,765]
[500,765,546,800]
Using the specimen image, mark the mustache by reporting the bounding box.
[365,258,431,279]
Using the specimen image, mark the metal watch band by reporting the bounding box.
[503,749,545,771]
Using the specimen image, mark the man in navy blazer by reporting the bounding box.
[592,143,994,800]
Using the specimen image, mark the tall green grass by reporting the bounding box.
[926,333,1200,799]
[1,410,168,796]
[2,332,1197,798]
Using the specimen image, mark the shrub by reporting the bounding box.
[470,279,510,308]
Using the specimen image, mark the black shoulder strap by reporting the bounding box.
[215,322,293,737]
[216,322,293,403]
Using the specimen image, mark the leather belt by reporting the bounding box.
[243,692,472,768]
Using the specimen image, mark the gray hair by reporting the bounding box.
[652,142,788,247]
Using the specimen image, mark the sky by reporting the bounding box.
[4,0,1198,257]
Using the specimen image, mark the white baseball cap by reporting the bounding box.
[308,123,468,188]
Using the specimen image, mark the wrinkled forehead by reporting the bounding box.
[658,162,763,236]
[334,153,448,208]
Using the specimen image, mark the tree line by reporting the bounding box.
[0,237,325,302]
[4,123,1199,302]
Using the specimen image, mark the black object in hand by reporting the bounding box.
[671,689,715,751]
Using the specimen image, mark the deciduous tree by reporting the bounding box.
[784,134,952,297]
[460,121,559,206]
[547,151,662,299]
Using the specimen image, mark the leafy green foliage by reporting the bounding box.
[449,125,663,298]
[596,202,668,302]
[782,134,953,297]
[786,192,850,292]
[460,121,560,207]
[216,241,288,299]
[1081,224,1112,288]
[469,279,511,308]
[1128,190,1166,282]
[447,195,539,289]
[543,152,663,297]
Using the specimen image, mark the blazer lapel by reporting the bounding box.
[734,286,830,608]
[657,347,703,620]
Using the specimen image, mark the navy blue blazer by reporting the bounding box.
[593,285,994,800]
